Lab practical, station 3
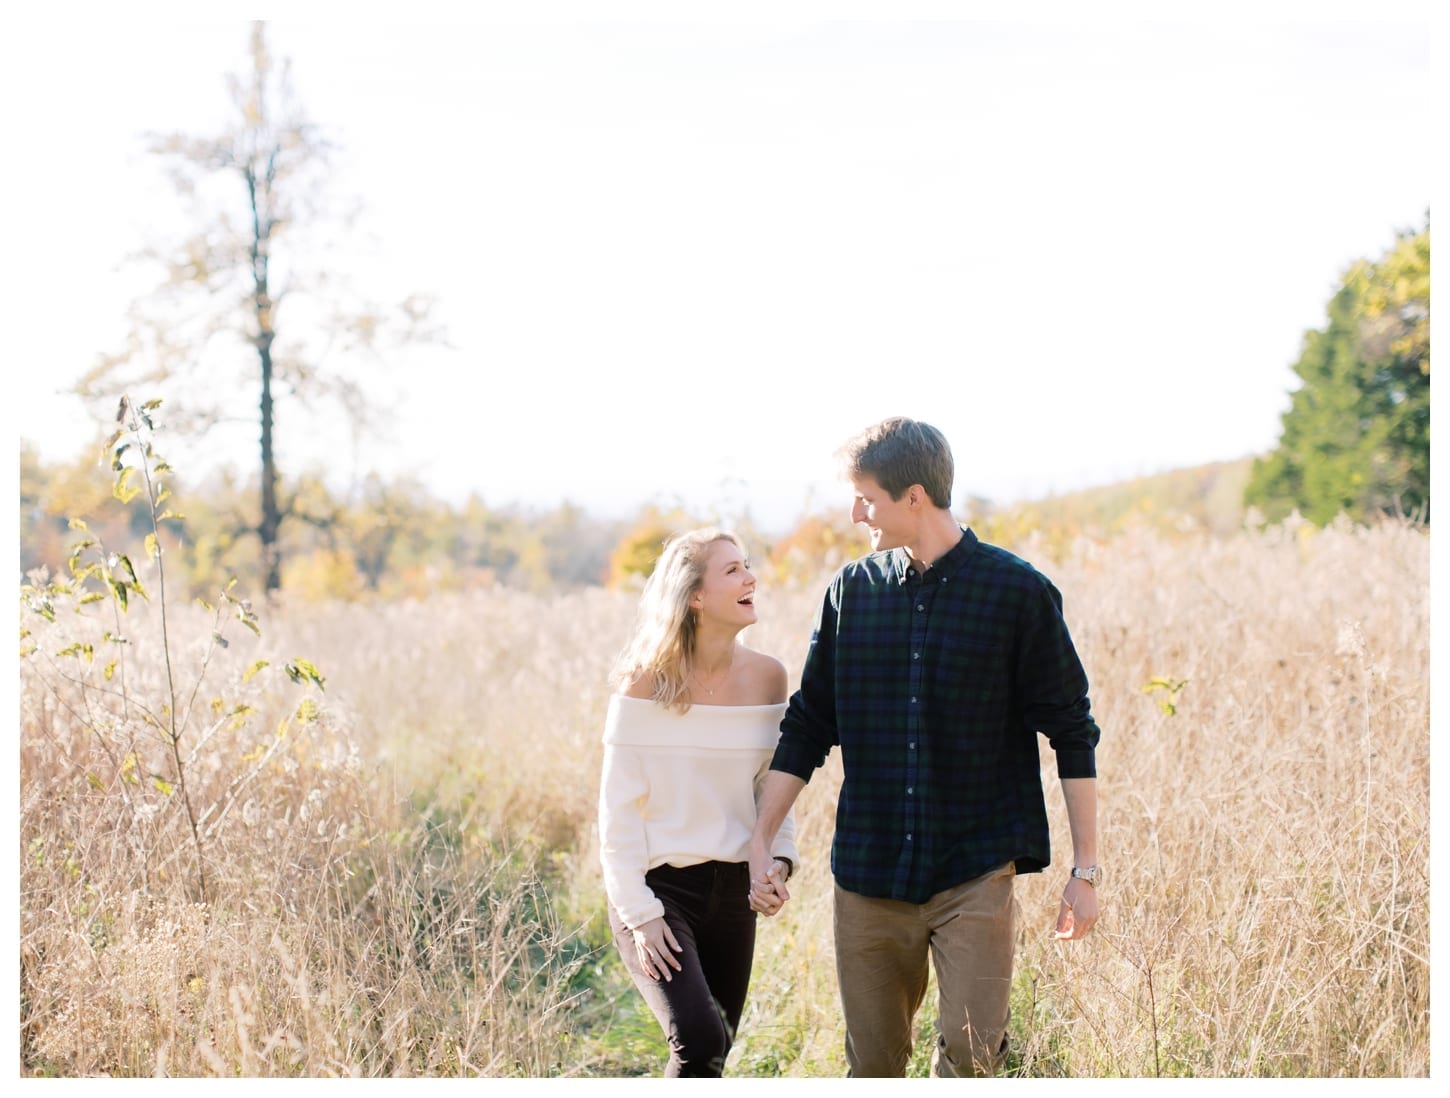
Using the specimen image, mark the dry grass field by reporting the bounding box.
[18,516,1430,1077]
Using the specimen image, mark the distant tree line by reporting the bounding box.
[18,442,631,600]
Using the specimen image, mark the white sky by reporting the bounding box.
[6,0,1433,534]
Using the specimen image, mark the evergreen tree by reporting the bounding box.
[1247,220,1430,524]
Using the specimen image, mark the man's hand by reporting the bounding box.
[748,846,790,916]
[1054,877,1099,940]
[631,916,684,981]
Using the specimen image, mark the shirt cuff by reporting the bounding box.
[770,742,820,782]
[1054,748,1097,781]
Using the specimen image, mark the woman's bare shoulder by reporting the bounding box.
[737,646,789,704]
[619,669,657,701]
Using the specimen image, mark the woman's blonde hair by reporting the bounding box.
[610,527,745,711]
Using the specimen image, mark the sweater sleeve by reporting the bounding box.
[598,743,664,929]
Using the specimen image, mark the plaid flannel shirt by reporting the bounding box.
[771,527,1100,903]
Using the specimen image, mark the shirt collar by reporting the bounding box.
[892,526,979,584]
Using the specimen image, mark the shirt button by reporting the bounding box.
[912,652,920,660]
[909,742,916,750]
[916,604,925,612]
[910,696,917,703]
[907,786,914,795]
[906,833,913,842]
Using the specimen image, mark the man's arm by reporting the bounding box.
[1054,776,1098,940]
[748,770,807,913]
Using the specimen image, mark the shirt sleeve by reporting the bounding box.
[598,743,665,928]
[771,578,842,780]
[1018,577,1101,779]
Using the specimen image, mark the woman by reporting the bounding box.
[598,527,798,1078]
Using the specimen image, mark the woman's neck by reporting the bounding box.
[692,629,740,675]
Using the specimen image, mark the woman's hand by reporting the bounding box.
[632,916,684,981]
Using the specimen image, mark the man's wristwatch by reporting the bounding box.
[1070,865,1101,887]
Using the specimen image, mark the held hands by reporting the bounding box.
[631,916,684,982]
[747,847,791,917]
[1054,876,1099,940]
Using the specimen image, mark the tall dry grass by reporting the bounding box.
[18,517,1429,1076]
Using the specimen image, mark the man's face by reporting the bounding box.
[849,474,913,552]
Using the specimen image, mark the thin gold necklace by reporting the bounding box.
[692,657,733,696]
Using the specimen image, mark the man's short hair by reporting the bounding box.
[835,417,954,509]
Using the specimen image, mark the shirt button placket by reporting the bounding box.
[901,582,931,893]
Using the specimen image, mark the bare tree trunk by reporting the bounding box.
[259,344,280,593]
[248,157,282,593]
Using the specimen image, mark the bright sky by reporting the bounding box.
[7,1,1433,534]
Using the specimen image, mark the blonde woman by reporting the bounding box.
[599,527,798,1078]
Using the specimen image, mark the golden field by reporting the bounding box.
[18,517,1430,1077]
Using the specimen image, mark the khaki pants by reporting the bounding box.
[833,863,1016,1077]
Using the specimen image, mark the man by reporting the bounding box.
[748,416,1101,1078]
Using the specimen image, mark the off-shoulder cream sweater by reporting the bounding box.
[598,694,800,929]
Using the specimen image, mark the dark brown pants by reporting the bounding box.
[609,860,758,1077]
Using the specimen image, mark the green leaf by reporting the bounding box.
[152,776,175,796]
[285,658,326,691]
[77,592,107,606]
[144,533,160,560]
[108,578,129,611]
[243,660,270,683]
[228,704,258,731]
[87,774,106,792]
[295,697,321,724]
[103,660,117,682]
[68,517,90,532]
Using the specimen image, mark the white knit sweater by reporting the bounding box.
[598,693,800,929]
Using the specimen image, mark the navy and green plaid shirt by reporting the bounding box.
[771,527,1100,903]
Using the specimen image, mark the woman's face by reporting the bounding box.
[691,539,758,628]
